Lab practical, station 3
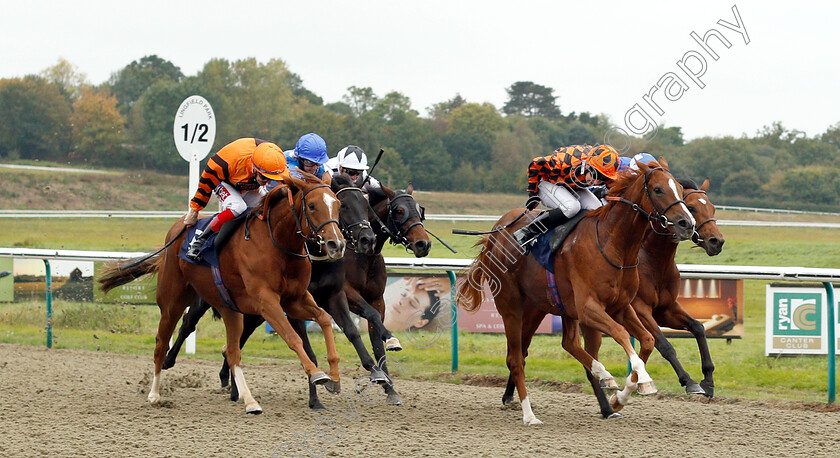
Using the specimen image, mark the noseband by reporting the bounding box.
[683,188,717,245]
[599,167,688,269]
[370,193,426,251]
[334,185,373,254]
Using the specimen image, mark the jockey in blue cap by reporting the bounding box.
[285,133,331,184]
[618,152,657,172]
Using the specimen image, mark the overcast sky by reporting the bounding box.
[2,0,837,141]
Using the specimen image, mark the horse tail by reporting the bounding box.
[457,236,492,312]
[98,254,162,293]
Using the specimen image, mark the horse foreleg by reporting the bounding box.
[216,310,261,414]
[259,294,328,384]
[289,318,326,411]
[568,320,618,419]
[613,304,657,395]
[163,298,211,370]
[578,299,651,412]
[327,292,387,384]
[659,302,715,397]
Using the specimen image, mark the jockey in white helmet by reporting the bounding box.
[327,145,383,194]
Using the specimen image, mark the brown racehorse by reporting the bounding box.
[99,173,345,414]
[343,183,432,405]
[582,177,725,399]
[497,177,726,419]
[458,159,695,425]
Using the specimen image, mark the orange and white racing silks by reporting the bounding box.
[189,138,271,212]
[527,145,592,196]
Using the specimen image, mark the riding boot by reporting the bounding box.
[186,227,216,262]
[512,208,570,252]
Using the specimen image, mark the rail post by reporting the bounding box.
[825,282,836,403]
[44,260,53,349]
[448,270,458,372]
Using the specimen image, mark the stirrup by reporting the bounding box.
[186,240,204,261]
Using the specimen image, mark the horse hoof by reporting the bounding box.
[162,358,175,371]
[324,380,341,395]
[700,381,715,398]
[600,377,620,391]
[386,392,403,406]
[385,337,402,352]
[609,394,625,412]
[637,381,658,396]
[246,405,263,415]
[309,371,331,386]
[310,401,326,412]
[147,393,160,404]
[606,412,623,419]
[686,383,706,395]
[370,368,389,385]
[502,394,514,406]
[523,416,543,426]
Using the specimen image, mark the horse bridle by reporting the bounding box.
[334,185,373,254]
[257,183,340,258]
[683,188,717,245]
[599,166,689,269]
[370,193,426,251]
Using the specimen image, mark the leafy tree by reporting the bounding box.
[109,55,183,114]
[40,58,88,103]
[427,93,466,119]
[0,76,72,160]
[566,123,597,145]
[502,81,561,119]
[70,87,125,165]
[369,91,415,123]
[721,169,762,198]
[342,86,378,116]
[485,119,540,192]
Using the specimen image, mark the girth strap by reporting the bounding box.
[546,269,567,317]
[211,266,241,313]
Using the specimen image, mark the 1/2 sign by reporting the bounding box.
[173,95,216,162]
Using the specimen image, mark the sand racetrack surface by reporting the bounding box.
[1,343,839,457]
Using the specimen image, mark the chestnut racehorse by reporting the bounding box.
[496,177,726,420]
[458,159,695,425]
[581,177,725,399]
[99,173,345,414]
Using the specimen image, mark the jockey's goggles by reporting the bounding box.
[344,168,362,177]
[300,158,320,168]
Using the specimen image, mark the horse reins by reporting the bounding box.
[334,185,372,254]
[683,188,717,245]
[600,167,688,269]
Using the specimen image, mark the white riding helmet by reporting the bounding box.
[336,145,369,170]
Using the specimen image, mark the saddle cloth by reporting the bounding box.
[530,210,588,274]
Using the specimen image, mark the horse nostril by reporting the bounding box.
[415,240,429,252]
[326,240,339,252]
[678,219,690,229]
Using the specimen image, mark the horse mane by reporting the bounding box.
[331,173,354,188]
[251,171,328,219]
[677,178,698,190]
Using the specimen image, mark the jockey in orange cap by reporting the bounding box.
[513,144,620,251]
[183,137,288,261]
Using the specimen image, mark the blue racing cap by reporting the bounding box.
[293,133,329,164]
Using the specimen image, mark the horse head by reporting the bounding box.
[283,172,346,260]
[377,183,432,257]
[681,177,725,256]
[629,158,695,241]
[332,174,376,256]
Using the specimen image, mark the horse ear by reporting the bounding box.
[381,184,396,200]
[701,177,710,191]
[637,160,652,174]
[658,156,670,169]
[406,183,414,195]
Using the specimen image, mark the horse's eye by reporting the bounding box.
[653,186,663,194]
[308,203,316,210]
[687,205,696,213]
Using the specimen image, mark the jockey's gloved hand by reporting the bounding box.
[592,186,608,200]
[183,208,199,226]
[525,196,541,211]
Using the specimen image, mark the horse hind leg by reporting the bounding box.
[163,298,211,370]
[227,314,264,402]
[149,285,193,403]
[218,310,261,414]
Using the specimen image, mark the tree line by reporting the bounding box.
[1,56,839,211]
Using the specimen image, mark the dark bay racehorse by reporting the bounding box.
[458,160,695,425]
[342,183,432,406]
[163,174,390,409]
[581,177,725,398]
[99,173,345,414]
